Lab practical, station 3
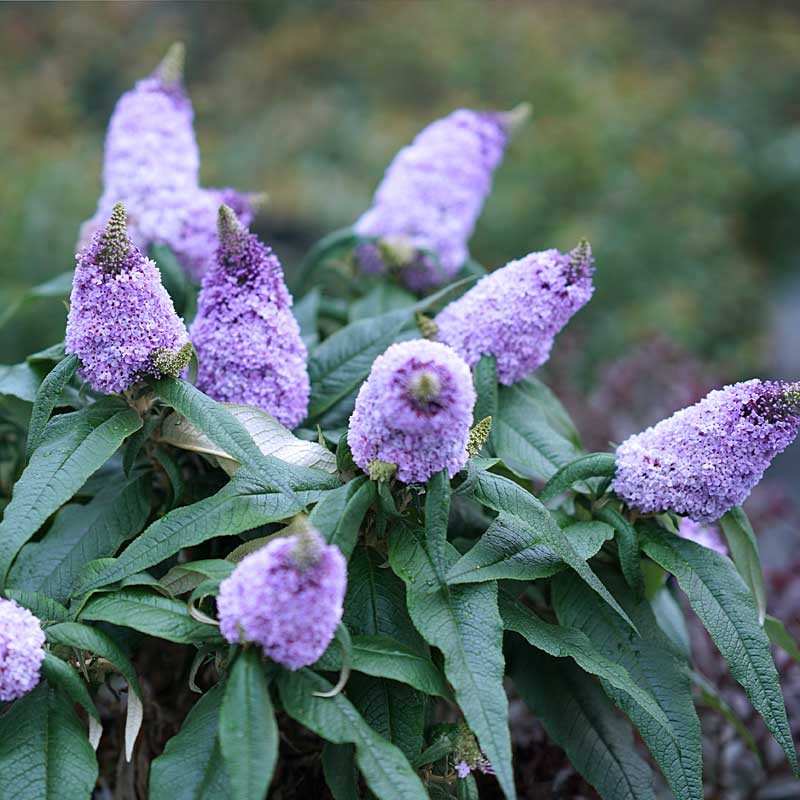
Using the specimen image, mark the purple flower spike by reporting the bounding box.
[217,522,347,670]
[66,204,191,394]
[348,340,476,483]
[435,243,595,385]
[189,206,310,428]
[0,599,45,702]
[613,380,800,522]
[355,108,522,291]
[678,519,728,555]
[80,44,257,280]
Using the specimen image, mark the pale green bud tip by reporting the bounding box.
[152,342,193,378]
[217,204,244,241]
[569,238,592,271]
[502,102,532,135]
[409,370,441,403]
[467,416,492,457]
[157,42,185,87]
[98,203,132,272]
[368,459,398,482]
[415,311,438,340]
[784,383,800,409]
[289,515,324,571]
[378,236,416,269]
[455,720,482,763]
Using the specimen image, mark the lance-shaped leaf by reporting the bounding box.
[309,477,376,559]
[41,652,99,723]
[640,524,797,774]
[388,527,515,799]
[538,452,617,503]
[0,685,98,800]
[0,397,142,588]
[719,506,766,625]
[472,354,498,430]
[25,353,79,461]
[278,668,427,800]
[552,569,703,800]
[425,469,451,582]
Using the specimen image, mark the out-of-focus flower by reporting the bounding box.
[435,243,595,385]
[189,206,309,428]
[217,521,347,670]
[80,43,257,280]
[348,340,475,483]
[613,380,800,522]
[355,107,525,291]
[66,204,190,394]
[677,518,728,555]
[0,598,45,702]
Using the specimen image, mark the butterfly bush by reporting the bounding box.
[80,44,257,280]
[217,522,346,669]
[66,204,190,394]
[613,380,800,522]
[190,206,310,428]
[348,339,475,483]
[435,242,595,384]
[0,599,45,702]
[355,108,521,291]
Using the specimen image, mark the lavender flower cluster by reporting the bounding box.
[0,599,45,702]
[81,44,257,280]
[348,339,476,483]
[355,109,513,291]
[613,380,800,522]
[217,524,346,669]
[190,206,310,428]
[66,204,190,394]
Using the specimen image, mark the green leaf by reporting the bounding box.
[462,470,635,630]
[8,474,152,603]
[160,559,235,596]
[149,244,189,316]
[640,524,797,774]
[219,649,278,800]
[309,477,376,558]
[154,377,262,466]
[25,353,79,461]
[79,588,221,645]
[538,452,618,503]
[493,377,584,481]
[307,307,415,421]
[349,284,416,322]
[322,742,359,800]
[500,595,672,733]
[595,505,644,597]
[277,669,427,800]
[154,448,184,509]
[472,355,498,431]
[552,569,703,800]
[0,684,98,800]
[447,517,613,584]
[6,590,69,624]
[294,287,321,348]
[149,684,232,800]
[0,361,41,402]
[316,633,450,698]
[719,506,767,625]
[425,469,451,582]
[650,585,691,659]
[0,397,142,588]
[511,648,655,800]
[45,621,141,699]
[387,527,515,799]
[41,652,99,723]
[765,614,800,664]
[159,401,337,475]
[72,465,336,595]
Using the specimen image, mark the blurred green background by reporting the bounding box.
[2,0,800,384]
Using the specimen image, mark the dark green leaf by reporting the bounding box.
[462,470,635,630]
[25,353,79,462]
[765,615,800,664]
[349,284,416,322]
[160,559,235,596]
[72,466,336,595]
[79,589,221,645]
[310,477,375,558]
[539,452,617,503]
[278,669,427,800]
[219,649,278,800]
[719,506,766,625]
[512,648,655,800]
[595,505,644,597]
[493,377,583,481]
[447,517,613,584]
[552,569,702,800]
[150,684,232,800]
[425,469,451,582]
[0,397,143,588]
[472,355,498,432]
[8,474,152,604]
[149,244,188,316]
[6,590,69,624]
[322,742,359,800]
[0,684,98,800]
[387,527,514,799]
[294,287,321,348]
[0,361,41,402]
[154,448,184,509]
[41,652,99,722]
[640,524,797,774]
